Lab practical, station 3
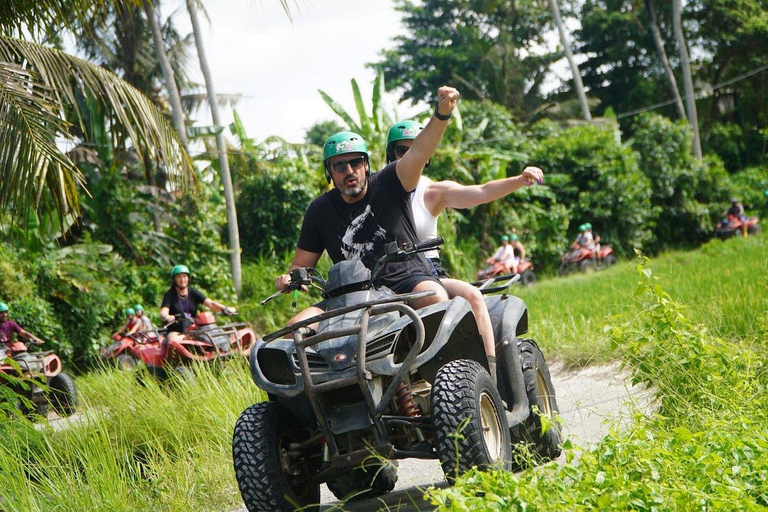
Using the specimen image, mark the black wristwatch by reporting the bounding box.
[434,105,452,120]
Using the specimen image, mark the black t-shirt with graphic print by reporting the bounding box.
[161,286,207,319]
[297,162,434,292]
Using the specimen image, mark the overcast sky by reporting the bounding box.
[166,0,422,147]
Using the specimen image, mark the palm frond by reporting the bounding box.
[318,89,361,133]
[350,78,370,137]
[0,1,140,37]
[0,36,194,225]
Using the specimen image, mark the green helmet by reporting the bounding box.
[386,120,426,164]
[171,264,190,279]
[125,308,135,316]
[134,305,144,312]
[578,224,586,232]
[584,222,593,230]
[500,235,510,242]
[510,234,519,241]
[0,302,8,313]
[323,132,369,183]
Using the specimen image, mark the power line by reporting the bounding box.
[615,63,768,119]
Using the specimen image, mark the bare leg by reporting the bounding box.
[408,280,449,310]
[440,278,495,357]
[284,306,324,333]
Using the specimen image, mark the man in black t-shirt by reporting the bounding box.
[275,86,461,326]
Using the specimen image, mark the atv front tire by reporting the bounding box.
[49,373,78,417]
[233,402,320,512]
[326,463,398,501]
[580,259,597,273]
[514,339,561,463]
[520,270,536,286]
[431,359,511,483]
[116,354,137,371]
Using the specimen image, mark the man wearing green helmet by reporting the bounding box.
[0,302,44,348]
[276,86,461,325]
[160,265,235,337]
[387,119,543,377]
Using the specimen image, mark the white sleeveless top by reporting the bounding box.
[410,176,440,259]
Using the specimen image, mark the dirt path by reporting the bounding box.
[231,363,652,512]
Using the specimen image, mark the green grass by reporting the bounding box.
[516,234,768,366]
[0,362,263,511]
[0,235,765,510]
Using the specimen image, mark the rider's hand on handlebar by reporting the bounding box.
[222,306,237,315]
[520,166,544,186]
[274,273,307,293]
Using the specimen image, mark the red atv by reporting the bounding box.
[137,311,256,380]
[476,258,536,286]
[559,243,617,275]
[715,214,760,239]
[101,330,164,371]
[0,339,78,419]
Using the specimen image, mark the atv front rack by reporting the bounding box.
[260,290,434,459]
[471,272,520,295]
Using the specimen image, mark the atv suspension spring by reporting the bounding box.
[395,381,420,417]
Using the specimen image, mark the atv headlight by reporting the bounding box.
[257,348,296,385]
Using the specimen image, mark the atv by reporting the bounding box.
[559,242,617,275]
[0,338,78,419]
[101,330,164,371]
[715,214,760,239]
[476,257,536,286]
[137,311,255,380]
[233,238,561,511]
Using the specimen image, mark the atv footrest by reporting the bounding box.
[331,444,395,469]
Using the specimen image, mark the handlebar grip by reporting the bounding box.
[415,237,444,251]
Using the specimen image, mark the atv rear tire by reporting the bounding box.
[580,259,597,273]
[431,359,511,484]
[233,402,320,512]
[49,373,78,417]
[514,340,561,463]
[174,365,195,383]
[520,270,536,286]
[116,354,137,371]
[326,463,398,501]
[603,255,617,267]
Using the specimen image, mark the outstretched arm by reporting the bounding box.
[396,86,460,192]
[424,167,544,216]
[19,328,43,345]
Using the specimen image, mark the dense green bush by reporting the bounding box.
[630,114,727,249]
[702,121,746,173]
[729,165,768,214]
[532,123,655,256]
[237,166,316,258]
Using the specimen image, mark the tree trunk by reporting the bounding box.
[187,0,242,296]
[145,0,188,149]
[548,0,591,121]
[644,0,686,120]
[671,0,702,160]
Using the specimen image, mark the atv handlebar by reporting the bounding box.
[370,237,444,284]
[261,267,326,305]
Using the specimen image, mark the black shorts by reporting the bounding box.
[313,273,444,311]
[429,257,449,279]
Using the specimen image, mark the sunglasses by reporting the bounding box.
[330,156,366,173]
[394,145,410,158]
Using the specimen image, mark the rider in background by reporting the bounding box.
[0,301,44,348]
[489,235,516,273]
[160,265,236,344]
[506,234,526,274]
[387,118,543,381]
[726,198,747,236]
[113,308,139,338]
[583,222,600,260]
[133,304,153,332]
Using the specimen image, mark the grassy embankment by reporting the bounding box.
[0,235,764,510]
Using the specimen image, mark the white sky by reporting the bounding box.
[165,0,419,145]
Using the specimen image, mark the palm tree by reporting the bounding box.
[186,0,242,295]
[643,0,685,120]
[671,0,702,159]
[547,0,591,121]
[145,0,189,148]
[0,0,193,227]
